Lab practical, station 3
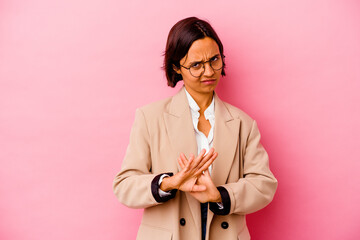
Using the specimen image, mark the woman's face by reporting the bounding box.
[174,37,222,96]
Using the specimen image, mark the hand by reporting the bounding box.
[189,170,222,203]
[160,148,217,192]
[178,153,221,203]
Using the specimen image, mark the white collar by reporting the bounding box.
[184,88,215,120]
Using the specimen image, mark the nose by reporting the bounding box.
[203,62,215,77]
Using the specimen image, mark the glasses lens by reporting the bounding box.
[188,63,202,77]
[211,58,223,70]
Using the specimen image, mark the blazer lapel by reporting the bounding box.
[207,93,240,227]
[163,86,198,170]
[211,93,240,186]
[163,86,201,230]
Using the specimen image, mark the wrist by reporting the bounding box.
[160,176,175,192]
[212,190,222,203]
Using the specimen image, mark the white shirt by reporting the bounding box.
[158,88,216,194]
[185,88,215,174]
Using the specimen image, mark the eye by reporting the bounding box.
[190,62,201,69]
[210,56,219,62]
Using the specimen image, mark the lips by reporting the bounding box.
[201,79,216,84]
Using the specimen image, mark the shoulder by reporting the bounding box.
[136,95,173,120]
[221,100,254,123]
[219,100,262,140]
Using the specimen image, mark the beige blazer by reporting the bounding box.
[113,86,277,240]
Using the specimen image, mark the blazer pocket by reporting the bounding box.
[136,224,173,240]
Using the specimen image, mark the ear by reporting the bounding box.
[172,64,181,74]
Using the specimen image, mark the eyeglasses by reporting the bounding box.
[180,55,223,78]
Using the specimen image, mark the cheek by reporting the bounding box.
[181,72,198,84]
[215,69,223,79]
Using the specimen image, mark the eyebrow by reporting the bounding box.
[188,53,220,65]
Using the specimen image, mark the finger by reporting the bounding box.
[194,154,217,176]
[181,153,188,163]
[203,169,211,178]
[178,157,186,169]
[201,148,214,162]
[195,148,215,171]
[180,153,192,171]
[207,147,215,155]
[190,149,207,169]
[187,153,195,165]
[191,184,206,192]
[180,153,192,165]
[183,152,198,173]
[197,149,207,161]
[194,152,218,176]
[180,153,188,162]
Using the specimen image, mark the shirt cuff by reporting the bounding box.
[209,186,230,215]
[158,174,172,197]
[216,202,224,209]
[151,172,177,203]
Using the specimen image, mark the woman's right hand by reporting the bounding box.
[160,148,217,192]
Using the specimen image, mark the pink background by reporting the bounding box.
[1,0,359,239]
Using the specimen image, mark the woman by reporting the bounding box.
[113,17,277,240]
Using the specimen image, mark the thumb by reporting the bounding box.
[204,169,211,177]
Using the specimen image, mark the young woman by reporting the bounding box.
[113,17,277,240]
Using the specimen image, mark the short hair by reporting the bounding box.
[163,17,226,88]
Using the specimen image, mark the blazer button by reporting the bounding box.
[180,218,186,226]
[221,221,229,229]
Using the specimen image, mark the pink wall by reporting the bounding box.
[1,0,359,239]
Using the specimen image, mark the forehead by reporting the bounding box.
[185,37,220,62]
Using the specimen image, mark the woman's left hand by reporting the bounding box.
[178,154,222,203]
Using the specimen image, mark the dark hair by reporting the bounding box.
[163,17,226,87]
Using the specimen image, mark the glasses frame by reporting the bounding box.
[179,55,223,78]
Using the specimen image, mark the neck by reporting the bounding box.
[185,87,213,113]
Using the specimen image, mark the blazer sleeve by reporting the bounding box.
[112,108,175,209]
[220,120,278,215]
